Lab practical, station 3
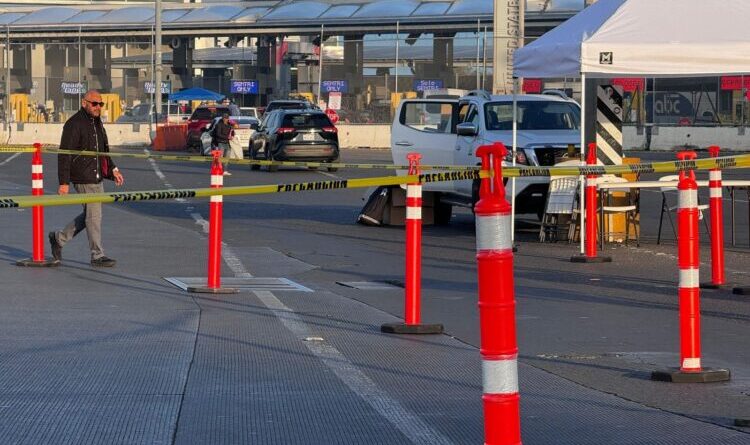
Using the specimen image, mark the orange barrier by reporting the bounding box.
[151,124,188,151]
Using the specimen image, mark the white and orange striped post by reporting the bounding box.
[381,153,443,334]
[188,150,237,294]
[651,151,729,383]
[17,143,58,267]
[701,145,729,289]
[475,142,521,445]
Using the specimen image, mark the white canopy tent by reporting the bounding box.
[515,0,750,78]
[511,0,750,252]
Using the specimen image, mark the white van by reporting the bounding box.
[391,90,581,222]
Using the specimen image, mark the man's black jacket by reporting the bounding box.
[212,119,232,145]
[58,108,117,185]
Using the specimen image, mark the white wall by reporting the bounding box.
[623,126,750,151]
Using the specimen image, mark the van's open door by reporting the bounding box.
[391,100,458,192]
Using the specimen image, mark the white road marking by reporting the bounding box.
[317,170,340,179]
[188,212,252,278]
[0,152,22,166]
[253,289,454,445]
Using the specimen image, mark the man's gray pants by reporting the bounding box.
[58,182,105,260]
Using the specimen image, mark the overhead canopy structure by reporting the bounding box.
[0,0,583,39]
[168,88,224,102]
[514,0,750,78]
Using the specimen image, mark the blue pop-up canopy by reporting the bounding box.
[168,87,224,101]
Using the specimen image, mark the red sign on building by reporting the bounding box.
[611,78,645,93]
[720,76,750,91]
[522,79,542,94]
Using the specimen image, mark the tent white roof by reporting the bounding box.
[514,0,750,78]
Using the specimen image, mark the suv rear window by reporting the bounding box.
[191,107,230,121]
[485,101,580,131]
[267,101,312,112]
[282,113,332,128]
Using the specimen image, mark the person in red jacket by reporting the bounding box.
[48,90,125,267]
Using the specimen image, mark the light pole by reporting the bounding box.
[154,0,162,126]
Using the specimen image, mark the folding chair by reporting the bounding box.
[539,175,579,242]
[656,174,710,244]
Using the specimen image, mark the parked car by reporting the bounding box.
[391,90,581,222]
[249,109,339,172]
[185,106,231,152]
[239,107,259,119]
[263,100,318,115]
[199,116,259,155]
[116,103,174,124]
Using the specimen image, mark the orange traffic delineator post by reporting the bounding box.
[651,151,729,383]
[16,143,59,267]
[701,146,731,290]
[474,142,522,445]
[188,150,237,294]
[571,142,611,263]
[382,153,443,334]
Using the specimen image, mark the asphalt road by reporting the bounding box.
[0,146,748,443]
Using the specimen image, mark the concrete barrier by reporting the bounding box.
[336,124,390,149]
[2,123,152,148]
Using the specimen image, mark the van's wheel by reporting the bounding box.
[434,201,452,225]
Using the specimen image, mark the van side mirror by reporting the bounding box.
[456,122,478,137]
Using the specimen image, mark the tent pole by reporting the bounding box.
[511,77,518,241]
[579,73,586,255]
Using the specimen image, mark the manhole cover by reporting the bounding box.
[165,277,312,292]
[336,281,403,290]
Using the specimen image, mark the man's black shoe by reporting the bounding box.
[48,232,62,262]
[91,256,116,267]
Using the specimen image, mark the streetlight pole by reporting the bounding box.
[317,24,324,107]
[154,0,162,125]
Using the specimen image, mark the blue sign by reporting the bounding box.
[322,80,348,93]
[231,80,259,94]
[413,79,444,92]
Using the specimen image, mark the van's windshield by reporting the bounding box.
[484,101,581,131]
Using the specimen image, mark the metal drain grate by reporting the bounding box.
[336,281,403,290]
[165,277,313,292]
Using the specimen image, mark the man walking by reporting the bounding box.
[49,90,124,267]
[212,112,233,175]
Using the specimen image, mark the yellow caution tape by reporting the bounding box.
[40,148,477,172]
[0,146,36,153]
[0,169,487,209]
[4,146,749,177]
[504,154,750,177]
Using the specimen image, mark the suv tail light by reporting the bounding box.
[322,126,337,134]
[276,127,295,135]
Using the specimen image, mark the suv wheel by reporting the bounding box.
[249,146,260,170]
[265,145,278,172]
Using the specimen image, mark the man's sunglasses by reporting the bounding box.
[85,99,105,107]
